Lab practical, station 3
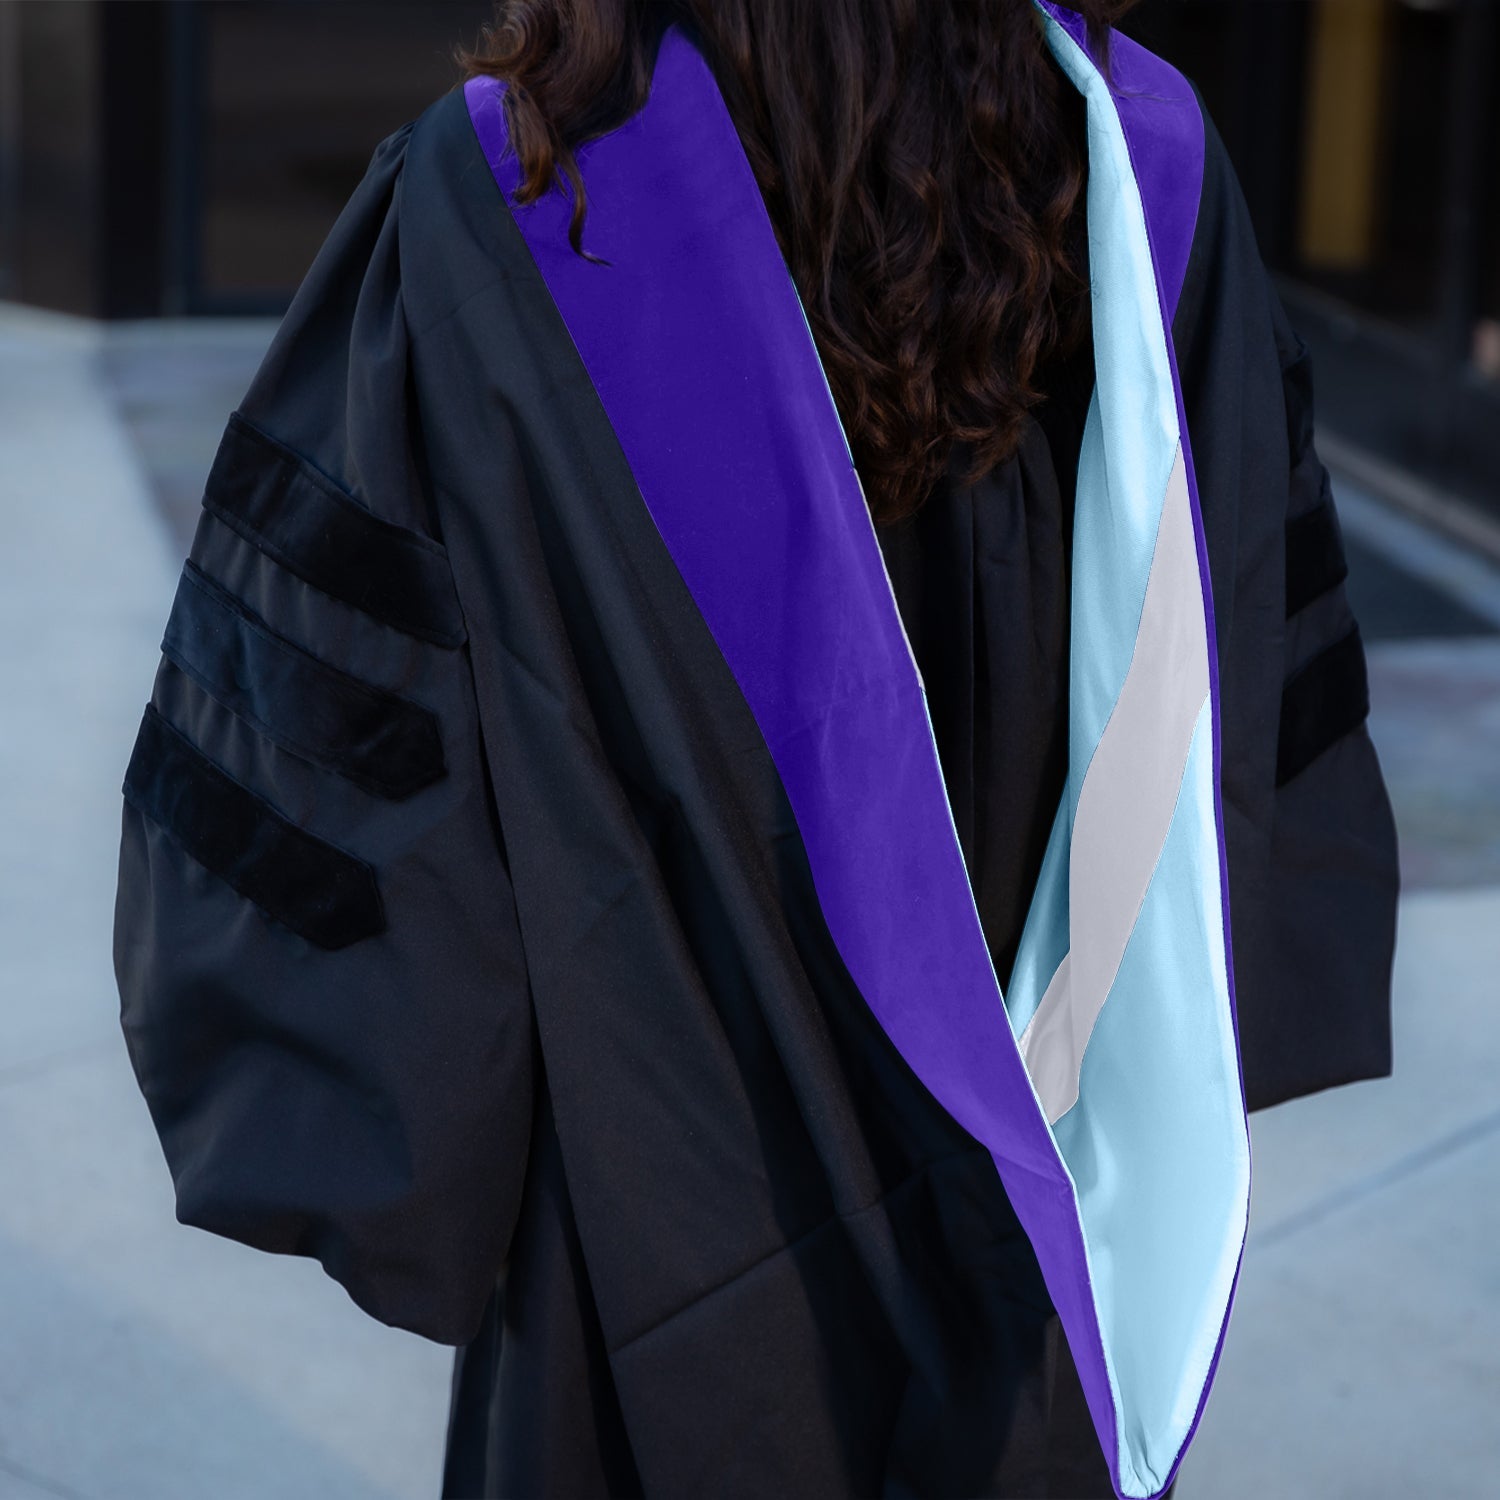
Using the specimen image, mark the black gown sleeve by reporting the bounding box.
[1174,102,1401,1112]
[112,121,537,1344]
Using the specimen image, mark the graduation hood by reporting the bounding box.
[464,6,1248,1496]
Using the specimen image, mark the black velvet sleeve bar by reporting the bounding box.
[1276,624,1372,787]
[122,703,386,949]
[202,413,467,648]
[161,561,446,800]
[1284,489,1350,619]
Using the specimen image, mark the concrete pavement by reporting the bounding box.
[1,303,1497,1498]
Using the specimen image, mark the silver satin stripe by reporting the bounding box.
[1018,443,1210,1123]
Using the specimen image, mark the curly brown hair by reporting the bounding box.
[459,1,1134,524]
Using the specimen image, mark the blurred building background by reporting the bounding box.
[1,4,1497,1500]
[2,0,1498,517]
[1138,0,1500,531]
[0,0,489,316]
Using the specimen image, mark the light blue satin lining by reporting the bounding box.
[1052,703,1249,1493]
[1003,11,1250,1496]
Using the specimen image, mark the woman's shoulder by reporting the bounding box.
[351,83,541,338]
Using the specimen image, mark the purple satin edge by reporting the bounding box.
[1039,7,1249,1494]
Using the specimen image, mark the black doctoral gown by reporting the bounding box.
[112,9,1398,1499]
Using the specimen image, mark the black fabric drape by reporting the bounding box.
[114,61,1389,1500]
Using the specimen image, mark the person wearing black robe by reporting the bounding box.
[112,6,1397,1498]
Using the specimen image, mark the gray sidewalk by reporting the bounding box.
[1,304,1496,1499]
